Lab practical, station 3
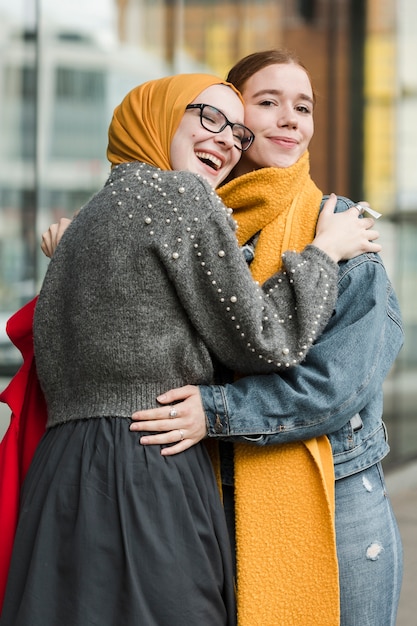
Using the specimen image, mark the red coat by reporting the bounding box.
[0,297,47,612]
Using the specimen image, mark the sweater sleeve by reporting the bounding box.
[200,255,403,438]
[154,173,338,374]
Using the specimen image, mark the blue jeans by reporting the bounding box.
[335,463,403,626]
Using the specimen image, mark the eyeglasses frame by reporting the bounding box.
[185,103,255,152]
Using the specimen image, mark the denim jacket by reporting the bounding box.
[200,196,404,480]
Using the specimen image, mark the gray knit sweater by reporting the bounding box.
[33,162,338,428]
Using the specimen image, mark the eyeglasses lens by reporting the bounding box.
[187,103,253,151]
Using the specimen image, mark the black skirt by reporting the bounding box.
[0,418,236,626]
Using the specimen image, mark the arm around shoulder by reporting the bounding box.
[202,253,403,440]
[156,173,339,375]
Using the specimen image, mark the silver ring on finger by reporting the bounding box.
[179,429,184,441]
[169,407,178,418]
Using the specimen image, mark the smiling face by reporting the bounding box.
[170,84,245,188]
[236,63,315,175]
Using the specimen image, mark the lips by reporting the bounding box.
[195,151,222,171]
[270,136,298,146]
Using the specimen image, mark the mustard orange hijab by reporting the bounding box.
[107,74,243,170]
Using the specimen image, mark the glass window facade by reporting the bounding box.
[0,0,415,466]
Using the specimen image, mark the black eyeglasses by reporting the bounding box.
[185,103,255,152]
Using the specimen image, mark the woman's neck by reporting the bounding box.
[232,159,259,178]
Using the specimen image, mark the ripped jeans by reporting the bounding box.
[335,462,403,626]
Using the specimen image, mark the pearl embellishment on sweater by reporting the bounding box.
[103,162,335,372]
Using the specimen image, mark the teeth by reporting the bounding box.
[195,151,222,170]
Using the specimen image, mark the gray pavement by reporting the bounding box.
[0,377,416,623]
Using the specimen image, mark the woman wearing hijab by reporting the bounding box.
[0,73,380,626]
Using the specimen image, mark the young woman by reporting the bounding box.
[0,73,379,625]
[129,51,404,626]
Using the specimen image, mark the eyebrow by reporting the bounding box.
[251,88,314,105]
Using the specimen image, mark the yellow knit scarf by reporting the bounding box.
[217,152,340,625]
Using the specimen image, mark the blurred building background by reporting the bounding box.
[0,0,416,469]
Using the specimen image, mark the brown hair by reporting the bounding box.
[226,49,316,104]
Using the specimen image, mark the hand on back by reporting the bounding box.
[41,218,72,258]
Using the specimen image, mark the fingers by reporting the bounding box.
[320,192,337,216]
[140,430,192,456]
[132,403,182,422]
[140,428,184,444]
[370,243,382,253]
[343,203,381,227]
[359,215,375,229]
[348,212,377,233]
[130,402,203,436]
[41,225,59,258]
[354,203,382,220]
[130,415,181,432]
[131,385,200,424]
[362,238,382,253]
[314,197,384,262]
[346,210,381,251]
[346,207,373,224]
[321,197,380,223]
[156,385,197,405]
[366,228,380,241]
[161,440,191,456]
[352,210,382,251]
[130,387,207,455]
[137,424,195,456]
[40,218,72,258]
